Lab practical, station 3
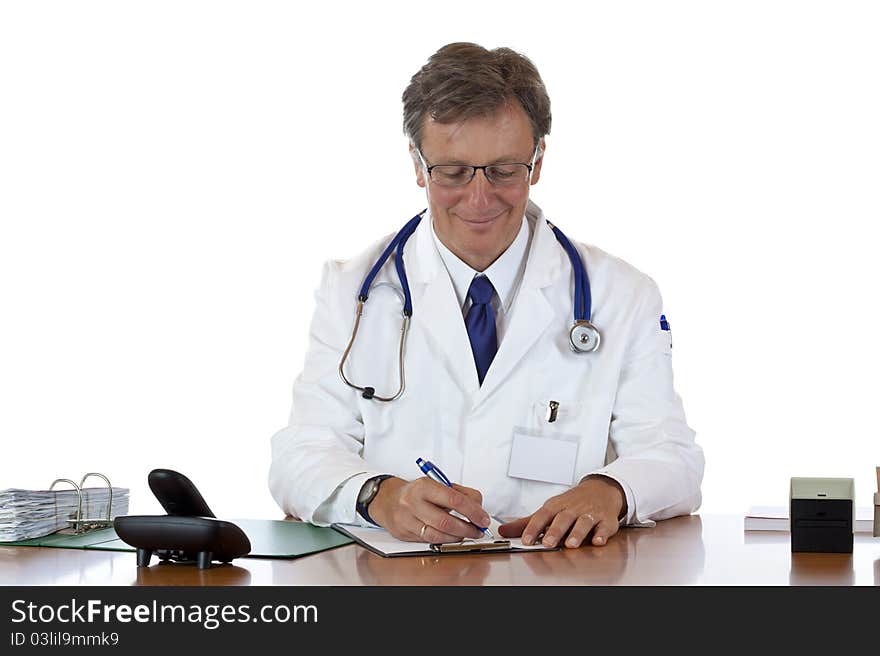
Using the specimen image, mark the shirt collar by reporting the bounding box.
[430,213,530,312]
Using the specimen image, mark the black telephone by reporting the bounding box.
[114,469,251,570]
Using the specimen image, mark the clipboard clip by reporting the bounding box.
[429,539,511,553]
[49,472,115,534]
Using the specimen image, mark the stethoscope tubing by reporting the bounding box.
[341,210,599,401]
[358,210,424,313]
[548,222,591,323]
[358,210,592,322]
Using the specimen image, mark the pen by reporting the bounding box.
[416,457,493,538]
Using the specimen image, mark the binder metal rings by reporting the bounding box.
[49,472,115,534]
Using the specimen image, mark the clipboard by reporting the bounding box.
[430,539,514,553]
[332,518,557,557]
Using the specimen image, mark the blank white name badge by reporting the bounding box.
[507,429,579,486]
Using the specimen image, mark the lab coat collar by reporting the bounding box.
[406,200,567,290]
[430,215,529,314]
[521,199,569,290]
[476,200,565,403]
[403,199,567,405]
[405,215,479,395]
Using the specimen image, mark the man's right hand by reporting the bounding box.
[367,477,490,543]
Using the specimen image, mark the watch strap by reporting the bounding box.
[356,474,393,526]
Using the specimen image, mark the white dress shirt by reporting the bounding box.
[430,214,530,345]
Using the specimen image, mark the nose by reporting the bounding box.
[463,168,494,210]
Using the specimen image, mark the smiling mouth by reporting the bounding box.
[458,211,505,225]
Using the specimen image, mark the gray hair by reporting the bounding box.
[402,42,552,152]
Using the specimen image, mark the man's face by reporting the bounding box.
[411,102,543,271]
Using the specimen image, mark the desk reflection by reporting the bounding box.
[516,538,629,584]
[513,514,705,585]
[133,561,252,586]
[0,547,124,586]
[789,552,854,586]
[354,548,493,586]
[17,515,879,585]
[268,515,707,586]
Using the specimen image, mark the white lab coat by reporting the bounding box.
[269,200,703,526]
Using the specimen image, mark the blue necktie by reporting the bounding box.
[465,275,498,385]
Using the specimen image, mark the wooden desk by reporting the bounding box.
[1,515,878,585]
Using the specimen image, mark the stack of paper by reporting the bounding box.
[744,505,874,533]
[0,487,129,542]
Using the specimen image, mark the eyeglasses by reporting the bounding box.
[417,148,537,188]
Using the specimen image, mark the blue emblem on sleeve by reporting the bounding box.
[659,314,672,350]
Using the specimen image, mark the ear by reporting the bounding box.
[409,142,426,188]
[530,138,545,185]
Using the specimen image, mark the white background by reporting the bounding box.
[1,1,878,520]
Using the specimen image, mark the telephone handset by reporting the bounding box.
[114,468,250,570]
[148,468,215,518]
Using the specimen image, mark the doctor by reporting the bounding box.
[269,42,704,548]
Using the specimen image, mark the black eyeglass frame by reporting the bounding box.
[417,147,539,187]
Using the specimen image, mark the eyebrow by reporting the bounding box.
[428,153,531,165]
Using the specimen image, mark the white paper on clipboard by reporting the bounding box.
[331,517,556,557]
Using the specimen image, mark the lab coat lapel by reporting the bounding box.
[474,206,566,406]
[404,215,481,397]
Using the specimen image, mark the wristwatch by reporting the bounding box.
[356,475,393,526]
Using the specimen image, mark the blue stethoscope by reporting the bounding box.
[338,209,600,401]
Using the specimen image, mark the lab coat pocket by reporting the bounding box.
[531,398,584,427]
[507,399,584,486]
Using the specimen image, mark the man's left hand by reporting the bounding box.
[498,476,626,548]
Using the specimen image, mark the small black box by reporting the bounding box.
[790,477,854,554]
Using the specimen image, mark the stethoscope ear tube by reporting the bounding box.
[358,210,426,305]
[338,300,411,402]
[341,210,424,402]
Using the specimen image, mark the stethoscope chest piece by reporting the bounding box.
[569,320,601,353]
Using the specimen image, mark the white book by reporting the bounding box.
[744,505,874,533]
